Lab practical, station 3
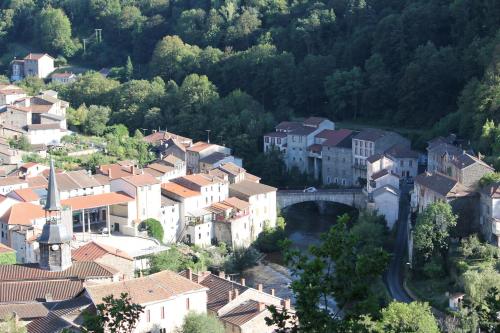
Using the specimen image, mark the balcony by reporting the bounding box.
[492,219,500,235]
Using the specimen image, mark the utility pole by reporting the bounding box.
[95,29,102,43]
[83,39,87,54]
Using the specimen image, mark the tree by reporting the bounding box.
[0,314,27,333]
[325,67,364,120]
[124,56,134,81]
[82,293,144,333]
[266,213,390,331]
[413,201,457,262]
[66,105,88,129]
[368,302,440,333]
[82,105,111,136]
[36,7,77,57]
[180,312,224,333]
[9,136,31,151]
[142,218,164,242]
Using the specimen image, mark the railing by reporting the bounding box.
[278,188,363,194]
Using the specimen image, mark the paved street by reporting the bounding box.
[385,183,413,303]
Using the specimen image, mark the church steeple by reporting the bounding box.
[39,159,71,271]
[44,159,61,212]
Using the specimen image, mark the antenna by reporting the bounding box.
[206,130,211,144]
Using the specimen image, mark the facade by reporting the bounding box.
[479,183,500,247]
[160,195,181,244]
[229,181,277,241]
[384,144,419,179]
[11,53,55,81]
[186,142,232,174]
[263,117,334,177]
[0,84,27,105]
[352,129,410,185]
[210,197,251,248]
[321,129,354,186]
[86,270,208,333]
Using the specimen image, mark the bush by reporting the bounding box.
[254,216,286,253]
[422,259,444,279]
[142,218,164,242]
[180,312,224,333]
[224,247,260,274]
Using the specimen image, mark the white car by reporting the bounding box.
[303,187,317,193]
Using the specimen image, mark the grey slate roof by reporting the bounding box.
[414,172,471,197]
[44,159,61,211]
[353,129,386,141]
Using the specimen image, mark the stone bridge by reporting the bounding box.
[277,188,366,210]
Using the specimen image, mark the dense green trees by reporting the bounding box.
[1,0,498,170]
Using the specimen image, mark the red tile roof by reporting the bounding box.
[61,192,134,210]
[0,261,117,281]
[86,270,207,305]
[24,53,54,60]
[10,188,39,202]
[161,182,200,198]
[0,279,83,303]
[220,300,264,326]
[187,141,213,153]
[0,202,52,226]
[121,173,160,187]
[72,241,133,261]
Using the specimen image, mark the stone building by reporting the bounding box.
[321,129,355,186]
[479,183,500,247]
[352,129,410,185]
[11,53,55,81]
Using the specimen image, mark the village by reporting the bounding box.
[0,52,498,332]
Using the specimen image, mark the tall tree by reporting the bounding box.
[36,7,77,56]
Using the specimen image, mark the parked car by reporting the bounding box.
[303,186,317,193]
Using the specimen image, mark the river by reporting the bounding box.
[242,202,357,303]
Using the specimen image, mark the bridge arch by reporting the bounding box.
[277,189,366,211]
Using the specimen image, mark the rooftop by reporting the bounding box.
[200,151,229,165]
[72,241,133,261]
[353,128,386,142]
[187,141,213,153]
[0,243,15,254]
[162,182,200,198]
[220,300,265,327]
[121,173,160,187]
[415,172,472,197]
[0,279,83,303]
[0,202,54,225]
[218,163,246,176]
[86,270,207,305]
[384,144,419,159]
[303,116,329,127]
[230,180,276,198]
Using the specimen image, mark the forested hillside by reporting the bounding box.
[1,0,499,170]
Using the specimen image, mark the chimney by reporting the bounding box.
[270,288,275,296]
[234,289,239,298]
[228,290,233,302]
[257,302,266,312]
[45,293,53,302]
[218,271,225,279]
[281,299,291,310]
[240,278,246,286]
[108,168,112,179]
[187,268,192,281]
[139,270,143,277]
[257,284,263,292]
[12,312,19,325]
[130,165,136,174]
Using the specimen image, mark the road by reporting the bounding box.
[385,183,413,303]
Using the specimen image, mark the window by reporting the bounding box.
[161,306,165,319]
[186,298,190,310]
[409,160,413,167]
[198,233,201,239]
[265,137,269,143]
[400,160,404,167]
[277,138,281,144]
[327,156,330,161]
[147,310,150,322]
[292,136,296,142]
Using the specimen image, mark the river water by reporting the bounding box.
[242,202,357,303]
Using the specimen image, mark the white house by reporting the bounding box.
[11,53,55,81]
[160,195,181,244]
[86,270,208,333]
[229,181,277,241]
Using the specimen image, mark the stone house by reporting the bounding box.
[180,270,294,333]
[320,129,355,186]
[86,270,208,333]
[160,195,181,244]
[263,117,335,178]
[479,183,500,247]
[210,197,251,248]
[413,172,480,236]
[229,180,277,241]
[110,174,162,231]
[352,129,410,185]
[186,142,232,174]
[72,241,135,280]
[426,135,461,173]
[384,144,419,179]
[438,152,494,189]
[11,53,55,81]
[0,84,27,105]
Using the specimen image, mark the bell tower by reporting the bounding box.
[39,159,72,271]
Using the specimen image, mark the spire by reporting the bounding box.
[44,159,61,212]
